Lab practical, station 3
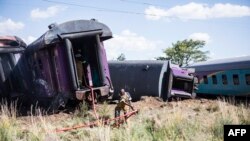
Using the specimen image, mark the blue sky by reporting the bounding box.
[1,0,250,61]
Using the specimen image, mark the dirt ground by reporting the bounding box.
[37,96,237,124]
[9,95,248,141]
[16,95,250,131]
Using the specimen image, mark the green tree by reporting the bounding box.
[156,39,209,66]
[117,53,126,61]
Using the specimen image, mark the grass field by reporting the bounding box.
[0,97,249,141]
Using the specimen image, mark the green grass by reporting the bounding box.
[0,98,249,141]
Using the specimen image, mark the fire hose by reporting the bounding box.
[55,80,138,133]
[55,65,137,133]
[80,64,99,119]
[55,109,138,133]
[89,87,99,120]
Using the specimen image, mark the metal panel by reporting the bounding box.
[109,60,169,100]
[109,60,196,101]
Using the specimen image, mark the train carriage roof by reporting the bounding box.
[27,19,113,52]
[0,36,27,53]
[109,60,191,78]
[188,56,250,71]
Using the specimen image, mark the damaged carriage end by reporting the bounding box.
[165,63,196,99]
[51,20,113,101]
[16,19,114,109]
[108,60,196,101]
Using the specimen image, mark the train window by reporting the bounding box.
[222,74,228,85]
[246,74,250,85]
[212,75,217,84]
[203,76,208,84]
[233,74,239,85]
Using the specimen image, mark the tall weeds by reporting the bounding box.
[0,98,249,141]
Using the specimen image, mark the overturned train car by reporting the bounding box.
[109,60,196,101]
[0,36,26,98]
[11,19,114,109]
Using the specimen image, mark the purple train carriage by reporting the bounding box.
[0,36,26,98]
[12,19,114,110]
[108,60,196,101]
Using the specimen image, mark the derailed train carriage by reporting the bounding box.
[188,56,250,96]
[11,19,114,109]
[0,36,26,98]
[109,60,196,101]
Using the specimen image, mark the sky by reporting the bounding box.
[0,0,250,62]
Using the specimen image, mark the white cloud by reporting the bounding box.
[145,3,250,20]
[30,5,67,19]
[0,19,24,34]
[23,36,36,44]
[105,30,164,60]
[188,32,211,43]
[144,6,168,20]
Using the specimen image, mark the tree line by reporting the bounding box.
[117,39,209,66]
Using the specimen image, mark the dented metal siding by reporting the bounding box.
[54,44,71,92]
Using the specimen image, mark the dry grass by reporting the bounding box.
[0,97,249,141]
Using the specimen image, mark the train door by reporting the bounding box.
[64,35,105,91]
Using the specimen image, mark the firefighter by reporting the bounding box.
[114,89,134,126]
